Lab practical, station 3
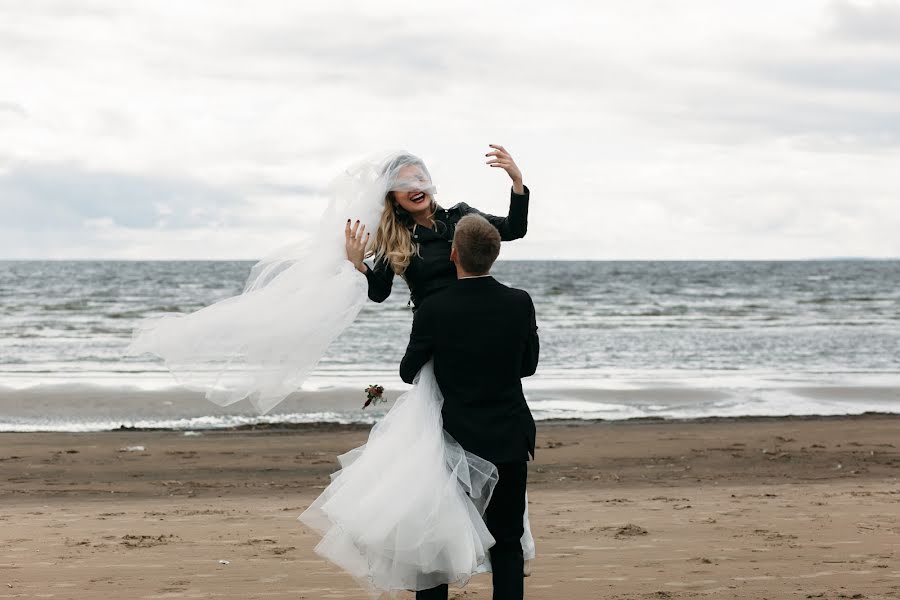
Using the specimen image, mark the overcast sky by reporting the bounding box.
[1,1,899,260]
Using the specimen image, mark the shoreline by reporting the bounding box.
[3,373,899,431]
[1,409,898,434]
[124,409,900,430]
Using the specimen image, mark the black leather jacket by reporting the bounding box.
[363,186,530,308]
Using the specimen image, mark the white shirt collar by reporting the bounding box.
[458,274,492,280]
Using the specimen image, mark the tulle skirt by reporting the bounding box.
[299,361,535,594]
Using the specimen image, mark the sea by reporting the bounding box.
[1,260,899,432]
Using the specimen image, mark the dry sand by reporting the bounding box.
[1,414,899,599]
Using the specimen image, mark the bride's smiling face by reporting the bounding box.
[391,165,433,216]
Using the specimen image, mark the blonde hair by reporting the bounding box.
[367,153,437,276]
[369,193,437,276]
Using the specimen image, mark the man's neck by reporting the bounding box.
[456,268,491,279]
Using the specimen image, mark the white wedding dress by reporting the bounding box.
[126,152,536,594]
[299,361,535,594]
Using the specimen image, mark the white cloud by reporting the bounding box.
[0,0,898,259]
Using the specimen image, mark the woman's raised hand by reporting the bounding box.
[485,144,524,194]
[344,219,369,274]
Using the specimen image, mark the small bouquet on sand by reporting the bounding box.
[363,384,385,409]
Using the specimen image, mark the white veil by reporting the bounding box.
[126,151,434,414]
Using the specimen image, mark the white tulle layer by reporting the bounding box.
[125,155,390,414]
[299,361,535,594]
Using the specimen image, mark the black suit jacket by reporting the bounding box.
[399,276,539,464]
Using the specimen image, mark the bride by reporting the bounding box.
[127,147,536,594]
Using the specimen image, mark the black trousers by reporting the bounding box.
[416,461,527,600]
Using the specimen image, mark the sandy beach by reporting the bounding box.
[1,414,899,599]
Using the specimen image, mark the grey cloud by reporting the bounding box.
[763,56,900,94]
[627,52,900,148]
[0,162,245,231]
[718,55,900,145]
[139,11,574,97]
[247,181,319,197]
[246,25,452,74]
[0,25,46,58]
[0,101,27,118]
[677,92,900,145]
[161,24,458,93]
[91,108,136,138]
[829,1,900,43]
[225,21,624,97]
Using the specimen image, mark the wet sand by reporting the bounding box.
[1,414,899,599]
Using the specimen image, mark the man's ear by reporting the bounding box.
[450,245,458,264]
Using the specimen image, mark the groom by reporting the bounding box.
[400,214,539,600]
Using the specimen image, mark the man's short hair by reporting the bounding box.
[453,214,501,274]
